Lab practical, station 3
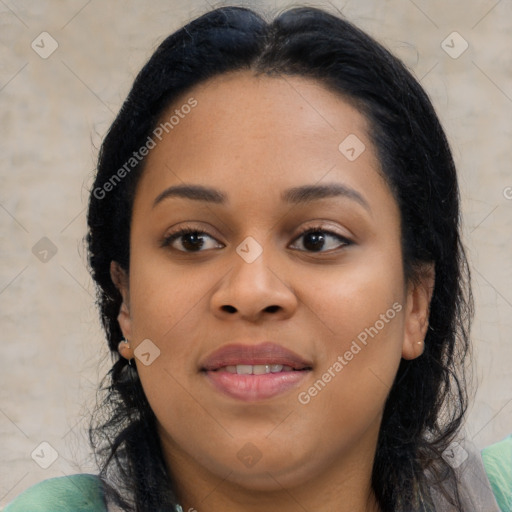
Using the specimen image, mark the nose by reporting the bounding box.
[210,244,298,323]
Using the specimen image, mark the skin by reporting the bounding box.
[112,71,434,512]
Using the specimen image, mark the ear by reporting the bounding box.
[402,262,435,360]
[110,261,133,342]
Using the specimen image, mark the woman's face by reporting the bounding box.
[114,71,432,502]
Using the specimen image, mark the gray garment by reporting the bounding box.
[430,438,501,512]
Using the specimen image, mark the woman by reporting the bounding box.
[3,5,510,512]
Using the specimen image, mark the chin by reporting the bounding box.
[197,445,322,492]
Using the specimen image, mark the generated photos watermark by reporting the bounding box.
[298,301,403,405]
[93,97,198,200]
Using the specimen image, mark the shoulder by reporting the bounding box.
[1,473,107,512]
[482,434,512,512]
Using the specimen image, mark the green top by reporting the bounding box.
[0,474,108,512]
[482,434,512,512]
[2,435,511,511]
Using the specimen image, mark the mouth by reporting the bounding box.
[200,342,313,402]
[208,364,309,374]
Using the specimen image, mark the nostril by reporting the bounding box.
[221,305,237,313]
[265,305,280,313]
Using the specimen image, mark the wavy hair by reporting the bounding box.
[87,5,473,511]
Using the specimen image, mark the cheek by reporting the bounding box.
[128,250,213,342]
[127,256,215,438]
[307,250,405,349]
[127,253,224,395]
[299,254,406,410]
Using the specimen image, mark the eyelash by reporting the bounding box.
[161,225,352,254]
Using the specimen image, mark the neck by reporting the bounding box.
[161,431,381,512]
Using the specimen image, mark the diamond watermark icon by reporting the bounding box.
[237,442,262,468]
[32,237,58,263]
[134,338,161,366]
[236,236,263,263]
[442,441,468,469]
[441,32,468,59]
[31,32,59,59]
[338,134,366,161]
[31,441,59,469]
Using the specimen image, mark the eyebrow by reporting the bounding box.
[282,183,371,213]
[153,182,371,213]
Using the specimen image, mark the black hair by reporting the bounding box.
[87,5,473,511]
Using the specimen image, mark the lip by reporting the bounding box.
[200,341,313,371]
[200,342,313,402]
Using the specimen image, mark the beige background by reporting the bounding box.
[1,0,511,505]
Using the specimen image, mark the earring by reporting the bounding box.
[118,339,135,367]
[118,339,138,382]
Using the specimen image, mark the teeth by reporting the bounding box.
[236,365,253,375]
[220,364,292,374]
[253,364,271,375]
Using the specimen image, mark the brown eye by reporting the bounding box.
[290,227,352,253]
[162,228,224,252]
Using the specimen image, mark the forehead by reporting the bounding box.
[134,70,393,217]
[152,70,371,162]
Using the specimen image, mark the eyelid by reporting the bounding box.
[292,221,353,241]
[161,221,223,242]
